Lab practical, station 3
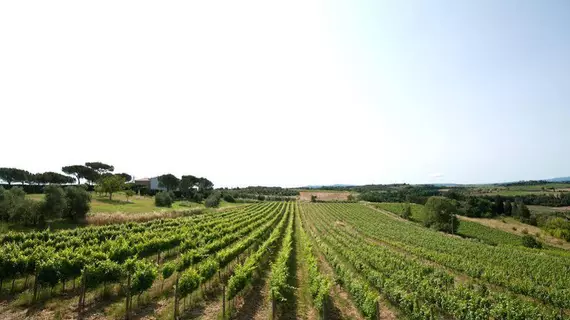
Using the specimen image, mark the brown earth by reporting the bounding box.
[299,192,351,202]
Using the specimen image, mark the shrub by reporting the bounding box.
[222,193,236,203]
[15,199,44,226]
[65,187,91,220]
[205,192,221,208]
[521,228,528,235]
[43,185,67,219]
[125,190,136,202]
[521,235,542,249]
[401,203,412,220]
[155,191,173,207]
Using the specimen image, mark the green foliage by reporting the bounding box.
[33,172,75,184]
[64,186,91,220]
[222,193,235,203]
[0,202,285,311]
[0,187,45,225]
[204,192,221,208]
[464,197,494,218]
[61,165,97,184]
[269,210,294,302]
[157,174,180,191]
[130,260,157,295]
[504,200,512,216]
[124,189,136,201]
[99,175,125,200]
[43,185,67,219]
[85,162,114,174]
[161,262,175,280]
[0,168,30,185]
[84,259,123,288]
[423,196,460,233]
[178,268,200,296]
[116,173,132,183]
[227,207,288,299]
[303,203,568,318]
[521,235,543,249]
[155,191,173,207]
[298,210,330,312]
[401,203,412,220]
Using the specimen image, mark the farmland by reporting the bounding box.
[0,201,569,319]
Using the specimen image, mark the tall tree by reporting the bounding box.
[197,177,214,197]
[34,172,75,184]
[494,195,504,215]
[423,196,460,234]
[517,201,531,222]
[0,168,30,186]
[504,200,512,216]
[158,174,180,191]
[99,175,125,200]
[180,175,200,199]
[62,165,94,185]
[85,162,114,175]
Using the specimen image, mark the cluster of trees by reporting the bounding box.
[459,195,531,221]
[152,174,216,207]
[499,180,558,187]
[216,186,298,202]
[0,185,90,225]
[0,168,75,185]
[62,162,131,185]
[1,163,134,202]
[422,196,460,234]
[358,185,441,204]
[155,174,214,202]
[0,163,132,188]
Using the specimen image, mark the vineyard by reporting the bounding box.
[0,202,569,319]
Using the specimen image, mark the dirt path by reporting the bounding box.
[231,270,271,320]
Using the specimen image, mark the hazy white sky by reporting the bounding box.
[1,1,569,187]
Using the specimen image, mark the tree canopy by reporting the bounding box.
[33,172,75,185]
[99,175,125,200]
[116,173,132,183]
[0,168,31,185]
[423,196,460,234]
[85,162,114,174]
[157,174,180,191]
[62,165,97,185]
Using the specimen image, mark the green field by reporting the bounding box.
[372,202,529,247]
[464,182,570,196]
[0,201,569,320]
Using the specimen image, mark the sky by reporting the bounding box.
[1,0,569,188]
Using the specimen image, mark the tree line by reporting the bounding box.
[153,174,218,208]
[0,163,132,187]
[0,185,90,226]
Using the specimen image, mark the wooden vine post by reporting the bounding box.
[376,299,381,320]
[32,268,39,303]
[271,291,276,320]
[173,276,179,320]
[125,273,131,320]
[78,271,87,318]
[222,285,226,319]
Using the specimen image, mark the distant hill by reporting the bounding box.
[547,177,570,182]
[300,184,355,189]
